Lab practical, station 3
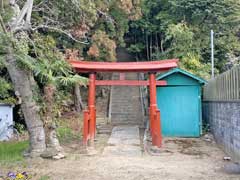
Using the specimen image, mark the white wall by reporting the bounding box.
[0,104,13,141]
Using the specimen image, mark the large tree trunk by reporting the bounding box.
[43,84,62,153]
[5,48,46,157]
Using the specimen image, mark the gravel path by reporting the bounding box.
[7,134,239,180]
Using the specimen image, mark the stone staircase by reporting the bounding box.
[110,73,143,126]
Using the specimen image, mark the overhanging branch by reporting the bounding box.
[32,25,89,44]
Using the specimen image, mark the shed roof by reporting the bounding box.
[156,68,206,85]
[0,103,14,107]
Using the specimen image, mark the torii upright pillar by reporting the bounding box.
[88,73,96,145]
[149,73,162,147]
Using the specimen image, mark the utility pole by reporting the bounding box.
[211,30,214,79]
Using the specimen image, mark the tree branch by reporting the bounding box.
[11,0,33,31]
[0,14,7,33]
[32,25,89,44]
[25,0,33,27]
[12,0,28,28]
[96,8,115,24]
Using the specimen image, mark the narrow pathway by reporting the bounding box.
[103,126,142,156]
[103,48,143,156]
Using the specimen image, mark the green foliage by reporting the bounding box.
[0,2,13,23]
[0,76,16,104]
[56,127,75,143]
[50,89,75,118]
[32,0,97,28]
[15,123,26,134]
[0,77,12,97]
[127,0,240,78]
[180,53,211,80]
[127,43,145,54]
[202,123,210,134]
[30,0,138,61]
[88,30,117,62]
[56,119,81,143]
[57,75,88,87]
[14,33,88,87]
[14,32,30,56]
[0,33,9,55]
[165,22,195,58]
[109,4,129,46]
[169,0,240,70]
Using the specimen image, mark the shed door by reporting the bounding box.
[157,86,200,137]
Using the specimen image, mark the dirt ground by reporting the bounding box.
[2,133,239,180]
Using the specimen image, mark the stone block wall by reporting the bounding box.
[203,101,240,161]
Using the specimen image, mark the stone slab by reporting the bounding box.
[103,126,142,156]
[107,126,140,146]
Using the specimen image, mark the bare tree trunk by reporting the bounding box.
[134,32,138,59]
[160,34,164,53]
[150,33,153,60]
[146,32,149,61]
[155,33,159,53]
[74,84,83,112]
[5,48,46,157]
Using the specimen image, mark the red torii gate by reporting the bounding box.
[70,59,178,148]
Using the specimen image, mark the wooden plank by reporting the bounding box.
[94,80,167,86]
[237,66,240,99]
[231,70,234,99]
[70,59,178,73]
[203,65,240,101]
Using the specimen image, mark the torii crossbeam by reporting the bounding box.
[70,59,178,148]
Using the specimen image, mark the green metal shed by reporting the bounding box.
[156,68,206,137]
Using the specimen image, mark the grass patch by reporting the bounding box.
[56,117,82,143]
[56,127,80,143]
[0,141,29,163]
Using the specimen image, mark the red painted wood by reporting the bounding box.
[83,110,90,146]
[149,74,155,136]
[94,80,167,86]
[149,73,157,105]
[76,59,179,148]
[70,59,178,72]
[149,73,162,147]
[88,73,96,144]
[152,110,162,147]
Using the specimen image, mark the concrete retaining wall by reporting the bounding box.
[203,101,240,161]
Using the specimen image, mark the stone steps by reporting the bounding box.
[110,72,143,126]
